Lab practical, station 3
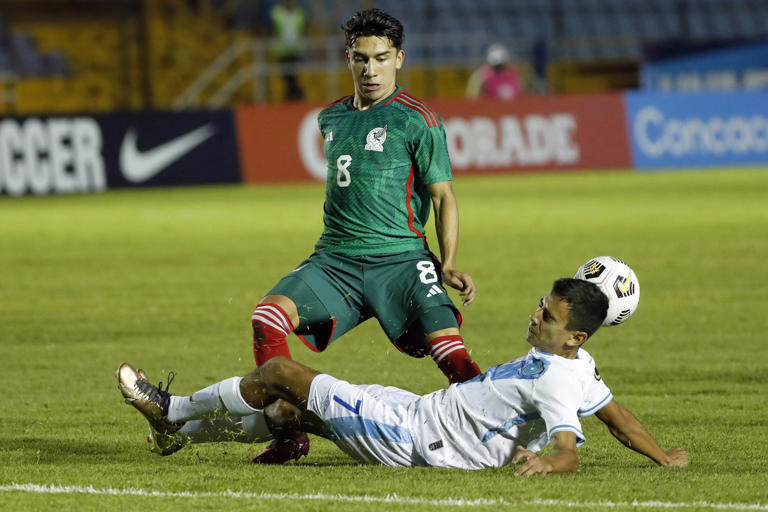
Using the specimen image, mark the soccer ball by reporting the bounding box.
[573,256,640,326]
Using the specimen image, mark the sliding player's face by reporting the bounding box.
[526,293,576,353]
[346,35,404,107]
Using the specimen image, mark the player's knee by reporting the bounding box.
[264,399,302,432]
[256,356,296,388]
[393,328,430,358]
[394,307,461,358]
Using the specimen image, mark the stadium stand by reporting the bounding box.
[1,0,768,113]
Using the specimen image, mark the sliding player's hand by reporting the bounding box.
[512,446,553,476]
[442,269,476,306]
[661,447,690,467]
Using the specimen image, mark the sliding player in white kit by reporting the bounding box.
[116,278,689,474]
[303,344,609,469]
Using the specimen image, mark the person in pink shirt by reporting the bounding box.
[467,44,521,101]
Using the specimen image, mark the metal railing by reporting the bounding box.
[172,33,530,109]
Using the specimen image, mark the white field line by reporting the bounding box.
[1,483,767,510]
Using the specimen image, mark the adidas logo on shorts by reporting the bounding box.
[426,284,444,298]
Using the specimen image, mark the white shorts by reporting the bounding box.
[307,374,428,466]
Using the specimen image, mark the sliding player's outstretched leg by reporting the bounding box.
[116,360,311,458]
[116,363,182,435]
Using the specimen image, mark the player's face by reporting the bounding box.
[526,293,576,354]
[346,36,404,108]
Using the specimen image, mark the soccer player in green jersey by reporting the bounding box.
[248,9,484,463]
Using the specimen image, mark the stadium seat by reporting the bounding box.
[686,8,710,40]
[491,18,514,39]
[0,50,12,73]
[43,52,69,76]
[562,15,589,37]
[590,12,615,37]
[10,33,46,76]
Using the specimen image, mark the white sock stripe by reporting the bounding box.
[429,338,464,362]
[430,339,463,357]
[254,307,290,332]
[255,305,292,331]
[430,345,462,361]
[252,305,292,332]
[432,345,464,363]
[430,339,461,352]
[251,313,287,335]
[255,308,289,331]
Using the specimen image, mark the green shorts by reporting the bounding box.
[268,250,461,354]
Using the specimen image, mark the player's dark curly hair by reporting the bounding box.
[342,8,404,50]
[551,278,608,338]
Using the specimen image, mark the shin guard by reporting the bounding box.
[428,335,481,384]
[252,303,295,366]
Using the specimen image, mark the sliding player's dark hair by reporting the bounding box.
[342,8,404,50]
[551,278,608,338]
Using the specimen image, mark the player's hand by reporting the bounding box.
[442,268,476,306]
[661,447,690,467]
[512,446,553,476]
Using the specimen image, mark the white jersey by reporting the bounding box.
[409,347,612,469]
[307,347,612,469]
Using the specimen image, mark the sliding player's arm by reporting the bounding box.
[595,399,689,467]
[512,431,579,476]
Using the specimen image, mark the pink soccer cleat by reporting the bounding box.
[252,431,310,464]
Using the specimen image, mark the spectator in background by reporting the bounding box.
[466,43,521,101]
[270,0,305,101]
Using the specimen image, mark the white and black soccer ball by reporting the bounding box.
[574,256,640,326]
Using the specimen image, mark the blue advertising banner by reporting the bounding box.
[0,110,241,196]
[624,91,768,170]
[641,42,768,91]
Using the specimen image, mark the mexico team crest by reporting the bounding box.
[364,125,387,152]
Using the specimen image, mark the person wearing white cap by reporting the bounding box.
[467,43,521,100]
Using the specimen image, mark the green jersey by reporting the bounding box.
[314,87,453,255]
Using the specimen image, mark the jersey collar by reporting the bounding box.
[530,347,586,364]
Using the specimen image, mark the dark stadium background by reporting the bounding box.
[2,0,767,112]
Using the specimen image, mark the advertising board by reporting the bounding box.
[642,42,768,91]
[624,91,768,169]
[0,110,241,196]
[236,93,632,184]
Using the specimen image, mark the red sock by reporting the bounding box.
[428,335,481,384]
[252,303,294,366]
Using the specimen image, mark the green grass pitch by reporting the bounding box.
[1,168,767,511]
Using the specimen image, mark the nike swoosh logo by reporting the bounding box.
[617,275,632,294]
[120,124,216,183]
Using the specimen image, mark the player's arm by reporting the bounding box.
[512,431,579,476]
[594,399,689,467]
[466,68,483,99]
[427,180,476,306]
